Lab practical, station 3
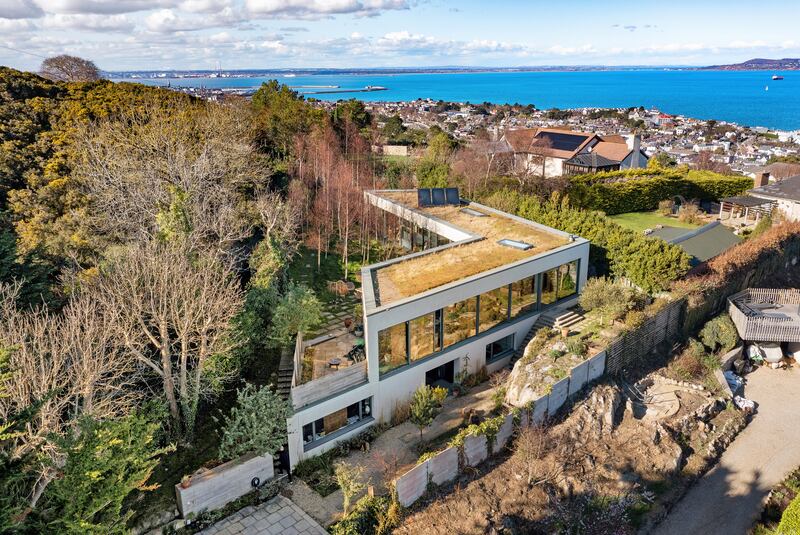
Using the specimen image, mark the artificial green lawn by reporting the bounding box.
[608,211,700,234]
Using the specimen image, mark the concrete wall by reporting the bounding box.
[568,360,590,397]
[494,413,515,451]
[428,446,458,486]
[587,351,606,382]
[532,393,549,424]
[395,460,429,507]
[463,434,489,466]
[547,378,570,414]
[175,453,273,518]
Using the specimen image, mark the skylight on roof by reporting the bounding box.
[460,207,487,217]
[498,239,534,250]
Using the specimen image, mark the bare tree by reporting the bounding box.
[694,150,732,174]
[526,136,555,181]
[254,190,302,256]
[512,426,560,488]
[94,241,244,438]
[40,55,101,82]
[0,282,141,507]
[76,97,266,260]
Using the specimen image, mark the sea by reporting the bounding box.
[131,70,800,131]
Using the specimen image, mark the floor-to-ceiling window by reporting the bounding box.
[556,261,578,301]
[442,297,477,348]
[302,397,373,450]
[510,275,537,318]
[409,312,438,361]
[378,323,407,375]
[478,287,510,333]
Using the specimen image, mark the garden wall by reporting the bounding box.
[175,453,274,518]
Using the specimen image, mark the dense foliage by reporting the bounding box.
[217,384,292,461]
[329,494,401,535]
[568,167,753,215]
[483,190,692,293]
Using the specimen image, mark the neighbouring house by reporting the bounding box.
[649,221,741,267]
[744,162,800,182]
[748,174,800,222]
[285,188,589,467]
[500,127,648,177]
[382,144,411,157]
[728,288,800,344]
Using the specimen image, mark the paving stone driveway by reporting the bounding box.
[198,495,327,535]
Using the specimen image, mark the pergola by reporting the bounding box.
[718,195,775,225]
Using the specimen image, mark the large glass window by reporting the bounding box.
[541,268,557,306]
[486,334,515,363]
[478,286,510,333]
[443,298,477,348]
[409,312,437,361]
[557,261,578,300]
[303,397,374,449]
[378,323,407,375]
[511,276,537,318]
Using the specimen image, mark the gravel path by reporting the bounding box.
[652,364,800,535]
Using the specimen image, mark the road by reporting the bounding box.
[652,365,800,535]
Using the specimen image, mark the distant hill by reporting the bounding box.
[702,58,800,70]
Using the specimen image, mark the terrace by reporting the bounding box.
[365,189,570,307]
[728,288,800,343]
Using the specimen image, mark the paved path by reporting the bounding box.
[652,365,800,535]
[198,495,326,535]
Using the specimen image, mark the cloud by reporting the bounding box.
[144,7,245,31]
[44,13,134,32]
[280,25,308,31]
[41,0,180,15]
[623,25,636,32]
[1,0,44,19]
[0,18,38,32]
[244,0,409,19]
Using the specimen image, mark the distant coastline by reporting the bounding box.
[107,58,800,79]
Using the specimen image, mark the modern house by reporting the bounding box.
[500,128,648,177]
[285,188,589,466]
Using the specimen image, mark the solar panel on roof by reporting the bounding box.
[417,189,432,207]
[445,187,460,205]
[431,188,446,206]
[537,132,589,152]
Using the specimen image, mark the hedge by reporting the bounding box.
[777,492,800,534]
[568,168,753,215]
[482,190,691,293]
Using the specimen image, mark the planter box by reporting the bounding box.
[587,351,606,382]
[175,453,273,518]
[568,360,590,397]
[547,378,570,415]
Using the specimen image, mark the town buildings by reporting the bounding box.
[285,189,589,466]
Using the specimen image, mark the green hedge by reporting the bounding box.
[329,495,400,535]
[568,168,753,215]
[778,492,800,534]
[482,190,691,293]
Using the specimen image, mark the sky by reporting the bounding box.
[1,0,800,71]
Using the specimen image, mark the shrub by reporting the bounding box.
[751,214,773,239]
[579,277,636,325]
[699,313,739,354]
[566,338,589,357]
[623,309,647,329]
[334,462,365,515]
[678,203,702,224]
[409,385,448,443]
[391,401,411,426]
[329,495,400,535]
[567,167,752,215]
[218,384,292,461]
[657,199,674,216]
[777,492,800,535]
[483,190,691,293]
[269,282,323,345]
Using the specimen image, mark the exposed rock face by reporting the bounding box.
[505,359,544,407]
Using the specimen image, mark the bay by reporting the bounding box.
[131,70,800,131]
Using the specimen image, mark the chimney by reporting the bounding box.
[627,134,642,167]
[754,171,770,188]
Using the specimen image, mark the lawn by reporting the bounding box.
[609,211,700,234]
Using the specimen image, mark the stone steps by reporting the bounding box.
[510,309,585,367]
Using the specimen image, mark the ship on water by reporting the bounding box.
[772,74,784,80]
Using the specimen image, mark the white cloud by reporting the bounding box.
[44,13,134,32]
[1,0,44,19]
[245,0,408,18]
[41,0,179,15]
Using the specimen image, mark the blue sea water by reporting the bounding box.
[134,70,800,131]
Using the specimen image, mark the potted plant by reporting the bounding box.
[180,475,191,489]
[344,316,354,330]
[561,326,570,338]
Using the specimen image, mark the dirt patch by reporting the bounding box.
[396,372,747,534]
